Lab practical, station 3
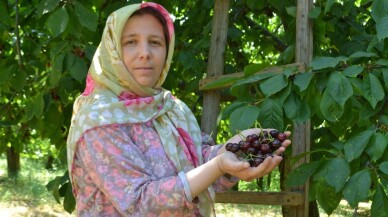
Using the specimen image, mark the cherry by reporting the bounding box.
[270,139,281,151]
[277,133,287,142]
[269,129,279,138]
[260,143,271,154]
[225,128,288,167]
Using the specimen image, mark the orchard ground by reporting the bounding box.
[0,157,371,217]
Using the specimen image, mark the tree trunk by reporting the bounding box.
[200,0,230,138]
[6,145,20,177]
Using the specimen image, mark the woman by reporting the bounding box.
[67,2,291,216]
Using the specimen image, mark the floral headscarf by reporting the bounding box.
[66,2,214,216]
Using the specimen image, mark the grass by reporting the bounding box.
[0,156,371,217]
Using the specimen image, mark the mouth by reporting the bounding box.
[135,67,153,70]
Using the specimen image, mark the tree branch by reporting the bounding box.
[15,0,23,68]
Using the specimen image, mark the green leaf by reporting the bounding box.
[229,105,260,134]
[371,184,388,217]
[243,63,270,77]
[22,103,35,122]
[257,98,283,130]
[324,0,335,14]
[286,6,297,17]
[380,162,388,175]
[36,0,60,16]
[0,121,13,126]
[10,67,27,91]
[230,72,277,94]
[308,7,321,19]
[33,93,45,118]
[222,101,245,119]
[366,133,387,162]
[259,74,288,97]
[202,76,240,90]
[46,7,69,37]
[327,71,353,107]
[49,68,62,88]
[284,92,310,123]
[314,158,350,192]
[246,0,265,10]
[294,72,313,92]
[70,57,87,82]
[376,59,388,67]
[376,16,388,41]
[362,73,385,109]
[320,89,344,122]
[316,181,342,215]
[64,182,76,213]
[310,56,346,70]
[285,161,322,187]
[73,1,98,32]
[343,65,364,77]
[343,169,371,208]
[349,51,377,58]
[383,68,388,88]
[371,0,388,22]
[0,64,16,85]
[344,129,374,162]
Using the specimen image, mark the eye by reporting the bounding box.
[150,40,162,46]
[126,40,135,45]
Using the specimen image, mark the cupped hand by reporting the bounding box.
[216,151,283,182]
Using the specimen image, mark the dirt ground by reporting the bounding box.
[0,201,74,217]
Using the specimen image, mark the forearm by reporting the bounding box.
[185,156,224,198]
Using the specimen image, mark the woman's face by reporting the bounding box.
[121,13,167,88]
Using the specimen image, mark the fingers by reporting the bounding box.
[233,155,283,182]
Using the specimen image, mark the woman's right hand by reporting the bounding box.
[216,151,284,182]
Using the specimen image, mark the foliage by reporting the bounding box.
[205,0,388,216]
[0,0,387,216]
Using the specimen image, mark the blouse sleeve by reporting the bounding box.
[75,125,197,216]
[201,132,240,192]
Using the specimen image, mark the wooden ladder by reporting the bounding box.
[200,0,313,216]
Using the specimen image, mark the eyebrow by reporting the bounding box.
[121,33,164,40]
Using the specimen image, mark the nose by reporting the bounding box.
[138,42,150,59]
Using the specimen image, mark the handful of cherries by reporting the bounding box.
[225,129,287,167]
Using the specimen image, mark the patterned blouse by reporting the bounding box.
[72,122,238,216]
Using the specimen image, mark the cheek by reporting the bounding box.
[121,49,132,70]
